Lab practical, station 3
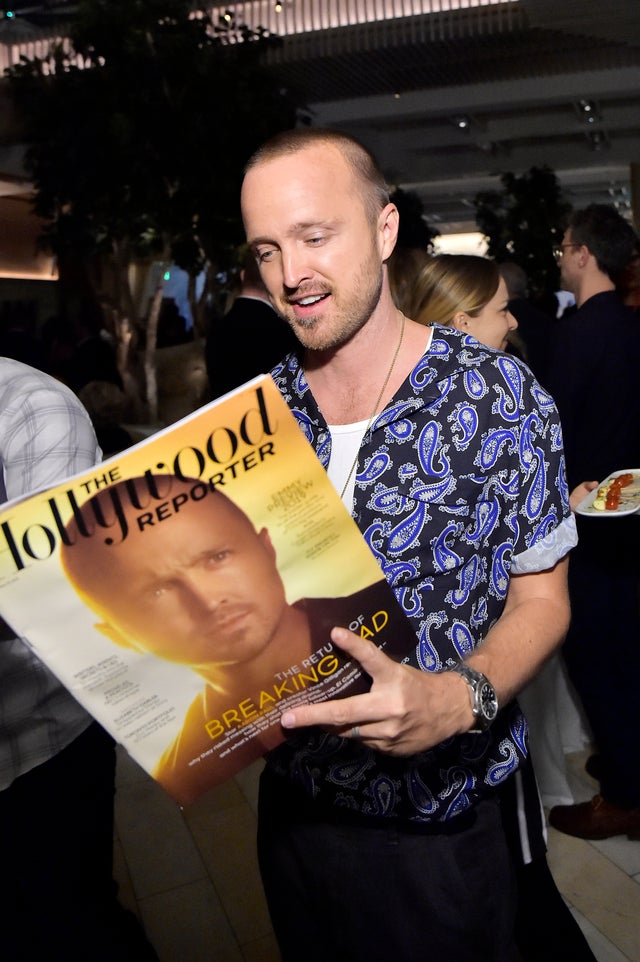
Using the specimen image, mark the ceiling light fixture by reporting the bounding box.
[575,99,601,123]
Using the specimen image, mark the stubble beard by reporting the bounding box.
[280,258,384,353]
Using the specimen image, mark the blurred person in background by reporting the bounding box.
[205,248,298,399]
[387,244,431,318]
[498,260,555,387]
[0,356,158,962]
[409,253,518,351]
[546,204,640,840]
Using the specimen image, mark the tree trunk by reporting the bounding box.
[145,264,167,424]
[107,241,146,421]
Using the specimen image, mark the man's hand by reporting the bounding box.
[280,626,474,755]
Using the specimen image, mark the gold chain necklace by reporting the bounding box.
[339,311,406,500]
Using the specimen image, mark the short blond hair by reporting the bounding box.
[244,127,390,224]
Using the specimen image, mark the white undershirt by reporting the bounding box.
[326,419,369,513]
[326,331,434,513]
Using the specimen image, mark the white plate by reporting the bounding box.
[574,469,640,517]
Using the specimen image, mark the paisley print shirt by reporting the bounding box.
[268,324,577,824]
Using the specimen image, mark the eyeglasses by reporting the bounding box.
[553,243,580,260]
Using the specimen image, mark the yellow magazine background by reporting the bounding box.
[0,375,390,798]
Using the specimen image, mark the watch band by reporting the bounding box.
[448,661,498,732]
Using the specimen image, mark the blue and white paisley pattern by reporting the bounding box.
[478,427,517,471]
[363,775,398,817]
[388,500,429,554]
[494,354,524,422]
[268,324,577,824]
[449,620,475,656]
[449,401,479,450]
[467,498,500,544]
[417,610,446,669]
[417,420,450,477]
[407,768,438,817]
[450,556,481,607]
[486,739,519,786]
[356,447,391,486]
[463,367,488,400]
[368,483,407,515]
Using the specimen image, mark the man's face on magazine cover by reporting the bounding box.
[68,494,289,667]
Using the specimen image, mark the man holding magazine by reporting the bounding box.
[239,128,577,962]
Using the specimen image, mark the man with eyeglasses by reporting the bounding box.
[546,204,640,840]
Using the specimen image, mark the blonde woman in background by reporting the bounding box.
[406,253,519,350]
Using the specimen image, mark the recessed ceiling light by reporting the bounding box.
[575,99,600,123]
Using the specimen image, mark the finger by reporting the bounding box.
[328,625,399,680]
[280,690,377,731]
[279,627,401,731]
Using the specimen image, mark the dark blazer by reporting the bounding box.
[205,296,299,399]
[546,290,640,490]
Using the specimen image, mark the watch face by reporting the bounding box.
[479,682,498,720]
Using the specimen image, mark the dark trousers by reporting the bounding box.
[1,722,159,962]
[563,535,640,809]
[514,858,597,962]
[499,759,597,962]
[258,767,519,962]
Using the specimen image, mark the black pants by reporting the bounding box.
[563,529,640,808]
[1,722,159,962]
[258,767,519,962]
[499,760,597,962]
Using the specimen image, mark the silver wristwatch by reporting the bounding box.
[448,661,498,732]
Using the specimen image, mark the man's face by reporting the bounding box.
[241,143,394,352]
[81,498,288,667]
[558,228,581,293]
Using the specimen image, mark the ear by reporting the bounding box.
[577,245,590,268]
[94,621,135,650]
[257,527,277,563]
[378,203,399,261]
[452,311,469,331]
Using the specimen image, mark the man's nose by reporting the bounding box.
[183,572,220,612]
[281,246,311,290]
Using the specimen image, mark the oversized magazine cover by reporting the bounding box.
[0,375,417,805]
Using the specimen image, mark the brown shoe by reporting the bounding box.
[549,794,640,840]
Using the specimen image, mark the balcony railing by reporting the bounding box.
[212,0,518,36]
[0,0,520,73]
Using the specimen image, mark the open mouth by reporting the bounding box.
[289,292,330,315]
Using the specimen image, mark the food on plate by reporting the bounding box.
[592,472,635,511]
